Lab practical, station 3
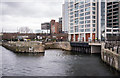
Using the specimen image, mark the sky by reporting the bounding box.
[0,0,64,33]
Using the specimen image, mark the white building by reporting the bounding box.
[68,0,106,42]
[62,0,69,33]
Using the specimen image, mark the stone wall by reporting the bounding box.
[2,41,45,53]
[101,43,120,71]
[45,42,71,51]
[2,41,71,53]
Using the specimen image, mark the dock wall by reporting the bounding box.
[2,42,45,53]
[101,43,120,71]
[45,42,71,51]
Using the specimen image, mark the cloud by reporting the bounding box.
[0,0,64,32]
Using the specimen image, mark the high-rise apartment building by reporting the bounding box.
[68,0,106,42]
[59,17,63,33]
[106,0,120,41]
[62,1,69,33]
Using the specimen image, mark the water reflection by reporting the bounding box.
[0,46,2,77]
[15,53,45,57]
[2,47,120,76]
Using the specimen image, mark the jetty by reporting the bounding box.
[2,41,45,53]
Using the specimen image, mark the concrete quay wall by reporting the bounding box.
[101,44,120,71]
[2,41,71,53]
[45,42,71,51]
[2,41,45,53]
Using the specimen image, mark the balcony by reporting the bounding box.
[113,26,119,28]
[113,2,119,5]
[107,2,112,6]
[113,12,118,15]
[113,4,118,8]
[113,16,118,19]
[107,9,112,13]
[113,8,119,11]
[113,23,119,26]
[107,17,112,19]
[113,19,119,23]
[107,13,112,17]
[107,6,112,9]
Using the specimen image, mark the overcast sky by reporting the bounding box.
[0,0,64,33]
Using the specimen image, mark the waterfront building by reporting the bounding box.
[106,0,120,41]
[59,17,63,33]
[41,22,50,33]
[50,20,62,34]
[62,1,69,33]
[0,33,3,41]
[68,0,106,42]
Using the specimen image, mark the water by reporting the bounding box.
[1,46,120,76]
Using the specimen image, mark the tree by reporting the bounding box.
[18,27,33,33]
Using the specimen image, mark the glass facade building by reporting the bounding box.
[68,0,106,42]
[106,0,120,41]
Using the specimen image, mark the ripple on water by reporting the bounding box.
[2,47,120,76]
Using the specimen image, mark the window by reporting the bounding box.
[85,0,90,3]
[92,3,96,6]
[70,12,73,15]
[80,13,84,16]
[92,7,96,10]
[70,9,73,11]
[93,28,95,32]
[85,16,90,19]
[70,27,73,29]
[85,3,90,7]
[107,29,111,32]
[85,20,90,23]
[85,12,90,15]
[92,20,95,23]
[85,29,90,32]
[70,5,73,8]
[70,23,73,25]
[75,26,79,32]
[80,9,84,12]
[85,7,90,11]
[70,30,73,33]
[80,21,84,24]
[80,5,84,8]
[113,30,119,32]
[70,2,73,4]
[75,18,78,24]
[75,11,79,17]
[80,17,84,20]
[75,0,79,3]
[93,24,95,27]
[70,16,73,18]
[85,24,90,27]
[75,3,79,9]
[80,1,84,4]
[70,19,73,22]
[80,25,84,28]
[80,29,84,32]
[92,11,95,14]
[92,16,96,19]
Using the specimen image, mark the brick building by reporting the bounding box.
[50,20,62,34]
